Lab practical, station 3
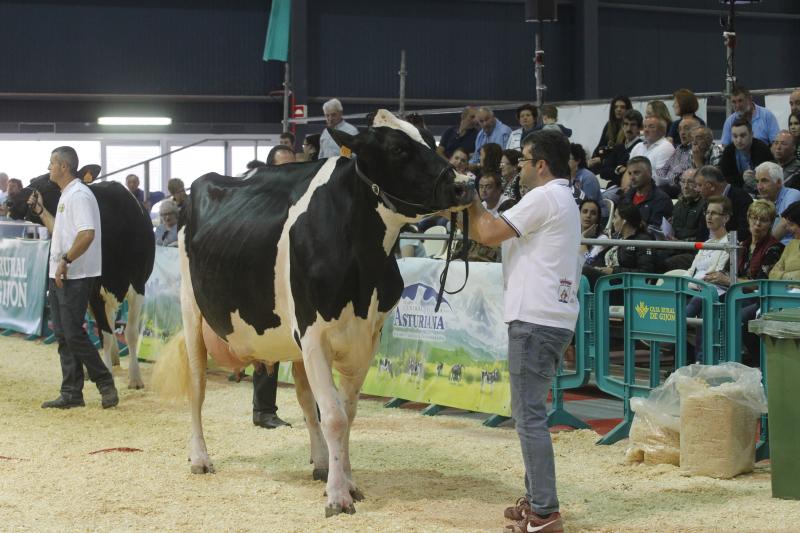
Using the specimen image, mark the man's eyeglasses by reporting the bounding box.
[517,157,539,165]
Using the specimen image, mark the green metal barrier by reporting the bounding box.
[594,273,724,445]
[725,280,800,460]
[547,276,593,429]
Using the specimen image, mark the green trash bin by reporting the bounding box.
[749,308,800,500]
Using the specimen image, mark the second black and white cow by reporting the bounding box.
[7,171,155,388]
[152,110,472,517]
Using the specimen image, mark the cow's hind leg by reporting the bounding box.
[124,287,145,389]
[292,361,329,481]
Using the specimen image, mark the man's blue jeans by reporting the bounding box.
[507,320,574,516]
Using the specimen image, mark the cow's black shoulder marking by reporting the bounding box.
[185,161,326,339]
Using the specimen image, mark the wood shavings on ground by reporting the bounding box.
[0,335,797,532]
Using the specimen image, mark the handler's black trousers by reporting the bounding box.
[48,278,115,401]
[252,362,279,414]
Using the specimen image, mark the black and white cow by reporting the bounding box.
[7,170,155,388]
[152,110,472,517]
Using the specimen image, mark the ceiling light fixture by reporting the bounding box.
[97,116,172,126]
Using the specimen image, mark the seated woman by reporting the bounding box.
[769,200,800,281]
[577,199,607,266]
[475,142,503,179]
[582,201,655,292]
[589,95,632,171]
[666,88,706,146]
[569,143,602,205]
[500,149,522,202]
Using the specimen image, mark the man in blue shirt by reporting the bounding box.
[755,161,800,245]
[470,107,512,164]
[721,85,779,146]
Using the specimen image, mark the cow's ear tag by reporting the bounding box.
[340,146,352,158]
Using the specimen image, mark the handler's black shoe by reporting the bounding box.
[41,396,85,409]
[99,386,119,409]
[253,412,291,429]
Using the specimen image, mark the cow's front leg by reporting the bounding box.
[301,343,354,517]
[292,361,329,481]
[336,364,370,503]
[124,290,145,389]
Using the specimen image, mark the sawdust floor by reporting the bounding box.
[0,335,797,532]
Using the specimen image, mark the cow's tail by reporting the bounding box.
[151,332,191,402]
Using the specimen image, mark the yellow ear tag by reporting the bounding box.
[340,146,352,158]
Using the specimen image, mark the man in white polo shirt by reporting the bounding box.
[466,130,580,533]
[28,146,118,409]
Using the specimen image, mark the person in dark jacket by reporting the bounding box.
[623,156,673,228]
[589,95,632,171]
[695,164,753,243]
[719,117,773,192]
[599,110,644,188]
[662,168,707,270]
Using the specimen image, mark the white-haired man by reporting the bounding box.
[318,98,359,159]
[755,161,800,245]
[771,130,800,189]
[629,116,675,176]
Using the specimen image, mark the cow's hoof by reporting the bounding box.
[350,487,365,502]
[190,463,215,474]
[325,503,356,517]
[312,468,328,482]
[127,380,144,390]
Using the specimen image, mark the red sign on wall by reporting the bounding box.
[291,104,307,118]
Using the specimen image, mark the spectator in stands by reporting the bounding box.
[0,172,8,206]
[438,106,479,159]
[126,174,144,203]
[478,143,503,178]
[583,201,655,290]
[6,178,22,198]
[500,149,522,201]
[266,144,296,166]
[662,169,706,270]
[718,199,784,286]
[754,161,800,245]
[478,172,508,217]
[624,156,673,228]
[645,101,673,136]
[722,85,780,146]
[590,95,632,170]
[789,113,800,162]
[155,200,179,247]
[655,116,700,196]
[449,147,476,182]
[599,109,643,188]
[685,195,732,362]
[770,130,800,189]
[578,198,605,266]
[506,104,538,151]
[791,89,800,115]
[279,132,295,151]
[538,105,572,138]
[302,133,320,161]
[470,107,512,164]
[569,143,601,204]
[667,88,706,145]
[769,201,800,280]
[318,98,359,159]
[719,118,773,191]
[167,177,188,229]
[691,126,724,169]
[630,116,675,176]
[695,164,752,242]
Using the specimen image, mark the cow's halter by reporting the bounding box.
[353,161,470,313]
[354,161,455,214]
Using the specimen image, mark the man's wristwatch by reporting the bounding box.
[61,253,72,265]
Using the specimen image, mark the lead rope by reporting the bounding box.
[435,209,470,312]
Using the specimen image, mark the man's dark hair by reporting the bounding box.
[696,164,725,184]
[731,117,753,132]
[266,145,294,166]
[8,178,22,190]
[521,129,570,178]
[516,103,538,121]
[51,146,79,177]
[623,109,643,128]
[732,84,751,99]
[616,201,645,231]
[627,155,652,174]
[569,143,587,169]
[781,200,800,225]
[167,177,186,195]
[540,104,558,121]
[479,172,503,189]
[279,131,296,145]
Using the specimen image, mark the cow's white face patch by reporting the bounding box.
[371,109,428,147]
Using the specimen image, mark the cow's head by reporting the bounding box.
[6,165,101,223]
[328,109,473,218]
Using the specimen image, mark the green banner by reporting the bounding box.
[0,238,49,336]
